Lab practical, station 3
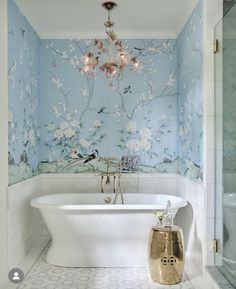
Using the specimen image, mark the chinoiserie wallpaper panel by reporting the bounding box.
[39,39,178,176]
[8,0,203,185]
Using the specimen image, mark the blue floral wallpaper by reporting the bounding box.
[177,0,203,180]
[8,0,203,185]
[8,0,41,185]
[39,39,178,175]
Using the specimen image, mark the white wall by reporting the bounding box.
[0,0,9,284]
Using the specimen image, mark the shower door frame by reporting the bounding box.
[213,3,236,287]
[214,19,223,269]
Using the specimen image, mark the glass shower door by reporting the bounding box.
[215,3,236,287]
[214,16,223,270]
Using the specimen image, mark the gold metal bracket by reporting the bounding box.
[214,39,219,54]
[213,239,219,253]
[102,2,117,11]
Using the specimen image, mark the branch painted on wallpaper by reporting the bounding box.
[117,76,133,120]
[50,72,71,112]
[79,76,95,122]
[129,74,177,120]
[45,39,176,126]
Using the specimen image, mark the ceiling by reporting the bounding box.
[15,0,198,39]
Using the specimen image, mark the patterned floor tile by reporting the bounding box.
[14,249,193,289]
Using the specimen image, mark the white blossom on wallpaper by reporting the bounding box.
[39,39,178,174]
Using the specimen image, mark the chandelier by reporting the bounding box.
[81,1,142,86]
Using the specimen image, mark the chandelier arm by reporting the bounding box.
[108,46,112,62]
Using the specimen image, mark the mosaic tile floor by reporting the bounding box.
[14,249,193,289]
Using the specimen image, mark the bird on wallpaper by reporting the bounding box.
[123,85,132,94]
[134,47,144,55]
[20,28,25,37]
[98,106,106,114]
[70,148,83,159]
[84,150,99,164]
[63,149,84,169]
[23,140,29,148]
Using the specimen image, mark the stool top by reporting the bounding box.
[151,225,182,232]
[150,225,183,244]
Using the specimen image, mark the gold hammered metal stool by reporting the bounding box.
[148,225,184,285]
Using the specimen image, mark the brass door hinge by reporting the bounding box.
[213,239,219,253]
[214,39,219,54]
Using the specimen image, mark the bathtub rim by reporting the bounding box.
[31,193,187,211]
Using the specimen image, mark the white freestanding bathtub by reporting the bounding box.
[31,193,187,267]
